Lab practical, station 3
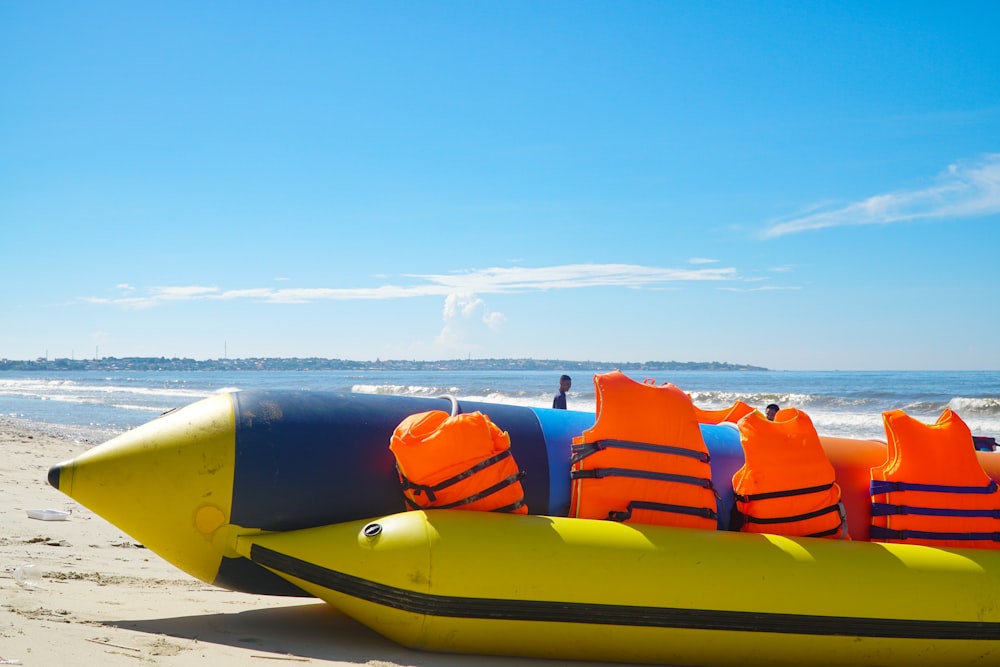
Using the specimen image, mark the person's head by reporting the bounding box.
[765,403,779,421]
[559,375,572,392]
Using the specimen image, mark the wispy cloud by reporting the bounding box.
[763,154,1000,238]
[80,263,741,308]
[413,264,737,292]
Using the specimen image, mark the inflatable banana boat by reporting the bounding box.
[47,387,1000,666]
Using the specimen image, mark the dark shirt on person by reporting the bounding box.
[553,391,567,410]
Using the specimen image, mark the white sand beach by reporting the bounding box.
[0,422,616,667]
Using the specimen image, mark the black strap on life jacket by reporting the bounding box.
[401,470,526,512]
[871,504,1000,519]
[401,469,526,512]
[398,448,524,510]
[740,503,842,525]
[870,479,999,496]
[607,499,717,523]
[869,478,1000,543]
[731,501,846,538]
[803,523,847,539]
[570,439,711,466]
[570,466,714,491]
[869,479,1000,527]
[734,481,835,504]
[869,526,1000,543]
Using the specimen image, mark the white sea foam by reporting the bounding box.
[109,403,170,412]
[948,396,1000,415]
[2,369,997,442]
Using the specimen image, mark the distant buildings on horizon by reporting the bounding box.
[0,356,767,372]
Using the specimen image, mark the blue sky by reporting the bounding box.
[2,2,998,371]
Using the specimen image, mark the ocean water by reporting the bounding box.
[1,369,999,445]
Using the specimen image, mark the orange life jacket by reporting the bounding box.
[732,408,848,539]
[693,400,755,425]
[389,409,528,514]
[870,409,1000,549]
[569,371,717,529]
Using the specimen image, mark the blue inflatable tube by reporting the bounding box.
[231,391,744,529]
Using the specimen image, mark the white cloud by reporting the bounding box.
[434,293,506,352]
[81,263,741,308]
[482,311,506,329]
[763,154,1000,238]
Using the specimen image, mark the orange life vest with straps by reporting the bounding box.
[870,409,1000,549]
[569,371,717,529]
[693,400,755,425]
[732,408,848,539]
[389,409,528,514]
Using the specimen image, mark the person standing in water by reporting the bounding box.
[553,375,572,409]
[765,403,780,421]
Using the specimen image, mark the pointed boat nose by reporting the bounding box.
[47,393,238,585]
[47,461,62,490]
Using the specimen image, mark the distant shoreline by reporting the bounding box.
[0,356,768,372]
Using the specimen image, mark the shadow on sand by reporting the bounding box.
[103,601,616,666]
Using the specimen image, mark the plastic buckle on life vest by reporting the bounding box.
[414,485,437,502]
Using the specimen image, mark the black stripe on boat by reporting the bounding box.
[249,544,999,641]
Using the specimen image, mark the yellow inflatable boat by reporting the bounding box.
[47,388,1000,666]
[235,509,1000,667]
